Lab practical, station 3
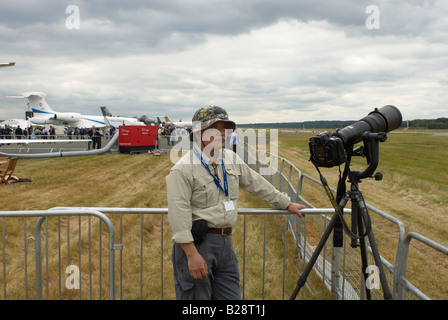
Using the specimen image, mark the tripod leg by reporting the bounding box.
[358,200,393,300]
[290,213,340,300]
[355,202,372,300]
[350,195,359,248]
[365,230,393,300]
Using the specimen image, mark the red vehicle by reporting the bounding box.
[118,125,159,153]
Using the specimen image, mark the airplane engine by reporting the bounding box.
[53,113,82,122]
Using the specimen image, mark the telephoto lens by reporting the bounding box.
[334,105,402,146]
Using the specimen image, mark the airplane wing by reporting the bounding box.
[0,62,15,68]
[0,119,29,128]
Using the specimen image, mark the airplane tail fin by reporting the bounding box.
[101,106,113,117]
[164,115,173,123]
[100,106,112,127]
[7,92,55,115]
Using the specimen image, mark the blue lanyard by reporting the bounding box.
[193,148,228,197]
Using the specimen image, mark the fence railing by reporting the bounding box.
[1,206,334,300]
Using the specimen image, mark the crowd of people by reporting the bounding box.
[0,124,116,150]
[0,124,34,140]
[158,122,191,146]
[63,126,117,150]
[0,124,115,140]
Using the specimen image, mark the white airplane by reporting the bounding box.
[8,92,145,128]
[164,115,192,127]
[1,67,87,145]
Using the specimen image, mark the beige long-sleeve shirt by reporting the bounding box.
[166,147,291,244]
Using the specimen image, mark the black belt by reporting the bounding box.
[207,227,232,236]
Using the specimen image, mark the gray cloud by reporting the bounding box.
[1,1,447,123]
[3,0,445,57]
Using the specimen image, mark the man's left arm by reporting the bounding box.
[237,160,305,218]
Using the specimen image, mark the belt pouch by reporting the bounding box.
[191,219,208,244]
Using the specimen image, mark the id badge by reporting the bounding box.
[224,200,235,212]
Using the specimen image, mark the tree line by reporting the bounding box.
[240,118,448,129]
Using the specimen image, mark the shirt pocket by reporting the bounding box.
[226,167,240,200]
[191,174,219,208]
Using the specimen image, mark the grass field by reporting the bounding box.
[1,129,447,299]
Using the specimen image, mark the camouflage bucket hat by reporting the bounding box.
[190,105,236,141]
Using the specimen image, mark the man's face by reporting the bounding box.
[201,121,228,150]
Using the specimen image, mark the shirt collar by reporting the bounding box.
[193,142,224,165]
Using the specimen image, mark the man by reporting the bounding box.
[14,125,23,139]
[166,105,305,300]
[227,125,238,152]
[89,126,103,150]
[49,126,56,140]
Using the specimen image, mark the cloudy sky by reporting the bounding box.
[1,0,447,124]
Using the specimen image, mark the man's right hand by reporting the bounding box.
[180,242,208,280]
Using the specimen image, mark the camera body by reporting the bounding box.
[309,131,346,167]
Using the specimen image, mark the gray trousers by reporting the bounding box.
[172,233,241,300]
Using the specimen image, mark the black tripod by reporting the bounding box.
[290,132,393,300]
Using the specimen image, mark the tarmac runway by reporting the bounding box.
[0,138,94,154]
[0,135,177,156]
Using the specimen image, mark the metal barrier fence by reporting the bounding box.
[0,209,117,300]
[2,204,446,300]
[1,206,334,300]
[1,140,447,300]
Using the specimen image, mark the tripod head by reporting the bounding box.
[348,131,387,183]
